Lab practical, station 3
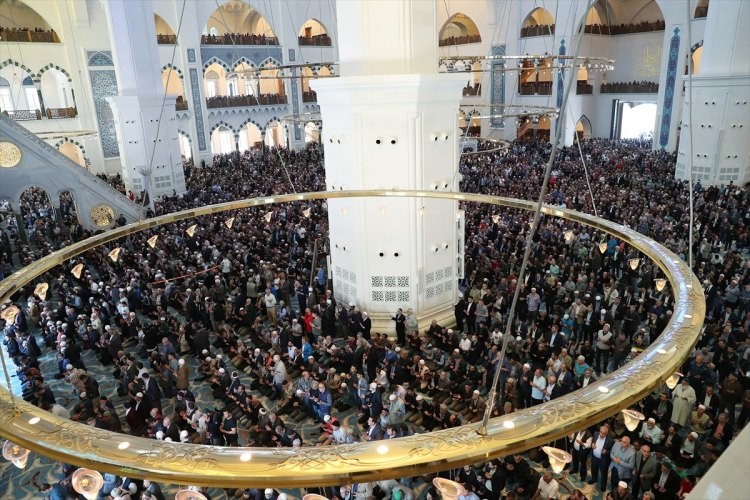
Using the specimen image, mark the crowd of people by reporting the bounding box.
[200,33,279,46]
[1,138,749,500]
[205,93,288,109]
[583,20,666,36]
[600,82,659,94]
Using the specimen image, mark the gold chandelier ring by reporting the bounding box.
[0,190,704,488]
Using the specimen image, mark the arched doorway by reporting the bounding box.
[264,120,285,148]
[691,46,703,75]
[238,122,263,152]
[298,19,331,46]
[203,62,228,99]
[162,67,184,99]
[19,186,55,245]
[575,116,593,141]
[439,13,482,46]
[304,122,320,143]
[58,141,86,167]
[211,125,236,155]
[233,62,257,97]
[259,61,285,103]
[58,190,79,226]
[0,64,39,118]
[521,8,555,37]
[40,68,73,111]
[178,131,192,160]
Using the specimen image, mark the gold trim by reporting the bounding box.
[0,190,704,488]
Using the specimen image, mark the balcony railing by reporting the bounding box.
[0,28,60,43]
[157,34,177,44]
[600,81,659,93]
[439,34,481,47]
[302,90,317,103]
[576,82,594,95]
[2,109,42,121]
[520,24,555,38]
[584,20,665,35]
[46,107,77,119]
[519,82,552,96]
[463,83,481,97]
[298,34,331,46]
[201,34,279,46]
[175,99,189,111]
[206,93,287,109]
[695,6,708,18]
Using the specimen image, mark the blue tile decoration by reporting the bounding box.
[659,27,680,149]
[490,45,506,128]
[200,46,283,70]
[557,39,566,121]
[288,49,295,62]
[187,48,196,63]
[290,67,301,141]
[189,68,207,151]
[88,70,120,158]
[86,50,114,67]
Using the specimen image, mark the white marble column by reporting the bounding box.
[312,0,465,332]
[676,0,750,185]
[103,0,186,199]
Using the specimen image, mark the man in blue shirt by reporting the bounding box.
[608,435,636,491]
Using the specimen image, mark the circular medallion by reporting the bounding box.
[0,141,22,168]
[89,203,115,227]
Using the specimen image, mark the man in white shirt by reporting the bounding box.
[531,368,547,406]
[534,470,559,499]
[264,289,278,325]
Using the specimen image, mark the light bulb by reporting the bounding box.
[542,446,572,474]
[629,258,640,270]
[654,278,666,291]
[621,409,645,431]
[665,372,682,390]
[598,242,607,254]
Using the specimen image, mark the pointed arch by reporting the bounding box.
[0,60,37,80]
[201,1,277,44]
[37,64,72,82]
[299,18,331,46]
[177,129,192,160]
[202,57,231,74]
[439,13,481,47]
[576,115,593,140]
[521,8,555,38]
[0,1,60,42]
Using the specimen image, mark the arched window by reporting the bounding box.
[439,13,481,47]
[521,8,555,38]
[238,122,262,152]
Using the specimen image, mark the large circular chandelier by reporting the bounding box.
[0,189,703,488]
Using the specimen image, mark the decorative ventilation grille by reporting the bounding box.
[334,265,357,304]
[370,275,410,302]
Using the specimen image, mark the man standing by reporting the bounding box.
[631,444,657,498]
[264,288,278,326]
[608,436,636,491]
[391,309,406,345]
[533,470,559,499]
[671,378,696,427]
[589,426,614,490]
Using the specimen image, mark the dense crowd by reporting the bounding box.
[1,138,749,500]
[600,82,659,94]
